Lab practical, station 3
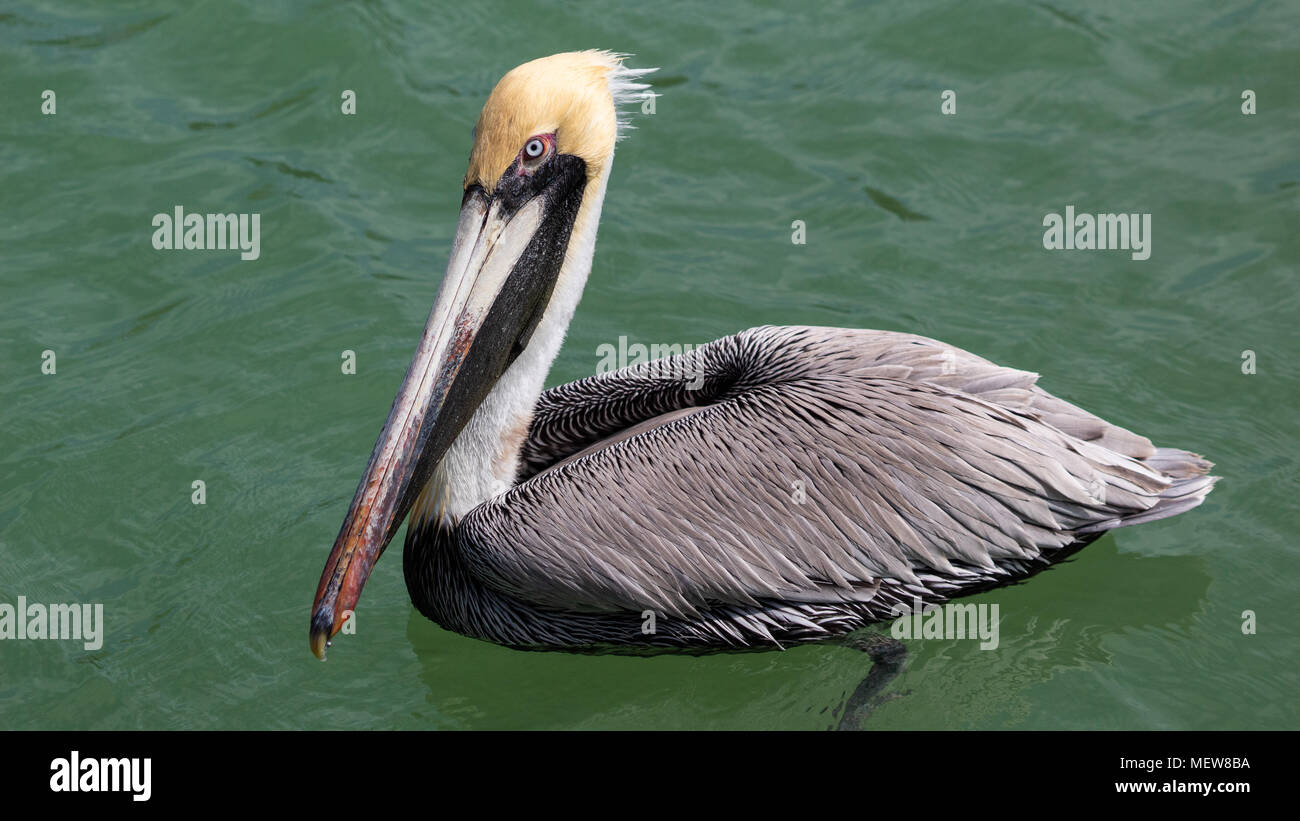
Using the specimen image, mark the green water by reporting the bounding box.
[2,0,1297,730]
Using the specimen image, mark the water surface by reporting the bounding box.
[1,0,1297,729]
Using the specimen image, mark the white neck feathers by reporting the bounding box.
[412,161,612,524]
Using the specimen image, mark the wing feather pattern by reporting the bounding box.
[461,326,1214,631]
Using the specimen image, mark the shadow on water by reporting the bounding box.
[842,535,1217,729]
[395,533,1213,729]
[834,535,1216,729]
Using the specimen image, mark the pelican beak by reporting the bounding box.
[309,156,587,659]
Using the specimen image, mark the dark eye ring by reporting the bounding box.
[524,138,546,160]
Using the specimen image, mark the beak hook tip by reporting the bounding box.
[309,607,336,660]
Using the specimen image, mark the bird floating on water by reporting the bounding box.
[309,51,1216,672]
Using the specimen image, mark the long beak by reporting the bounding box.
[309,164,584,659]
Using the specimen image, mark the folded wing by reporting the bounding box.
[461,326,1214,618]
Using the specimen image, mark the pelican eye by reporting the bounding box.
[523,137,547,160]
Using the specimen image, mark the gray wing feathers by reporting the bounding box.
[474,326,1215,617]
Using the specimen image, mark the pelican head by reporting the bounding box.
[310,51,654,658]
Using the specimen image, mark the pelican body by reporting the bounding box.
[309,51,1216,659]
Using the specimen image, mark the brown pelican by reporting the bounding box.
[309,51,1217,674]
